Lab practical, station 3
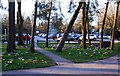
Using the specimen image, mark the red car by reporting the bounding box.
[48,34,57,39]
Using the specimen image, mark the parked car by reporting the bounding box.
[57,34,74,41]
[97,35,110,41]
[87,34,97,40]
[67,35,74,41]
[98,35,110,39]
[74,34,82,40]
[38,33,43,37]
[48,34,57,39]
[78,34,97,41]
[57,33,63,38]
[38,33,46,38]
[42,33,46,38]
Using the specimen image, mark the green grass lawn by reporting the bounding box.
[2,45,55,71]
[37,43,120,63]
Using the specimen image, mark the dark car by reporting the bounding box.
[67,35,74,41]
[48,34,57,39]
[74,34,82,40]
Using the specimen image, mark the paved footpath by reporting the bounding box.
[35,43,72,65]
[2,43,120,75]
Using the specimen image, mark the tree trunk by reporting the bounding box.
[45,1,52,47]
[7,1,15,53]
[86,2,91,46]
[100,2,109,48]
[81,2,87,49]
[30,1,37,52]
[56,2,83,52]
[110,2,119,50]
[17,1,24,45]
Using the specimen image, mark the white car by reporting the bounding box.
[97,35,111,41]
[79,34,97,41]
[57,35,74,41]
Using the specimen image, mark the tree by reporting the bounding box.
[1,16,9,34]
[7,0,15,53]
[23,17,32,34]
[105,2,120,33]
[69,0,98,46]
[100,2,109,48]
[86,1,91,45]
[88,0,99,45]
[45,0,52,47]
[116,12,120,31]
[110,1,120,50]
[0,1,7,10]
[52,14,63,33]
[30,1,38,52]
[38,2,48,20]
[56,2,83,52]
[58,0,67,24]
[59,24,67,33]
[17,0,24,45]
[81,2,87,49]
[37,1,54,47]
[37,21,48,33]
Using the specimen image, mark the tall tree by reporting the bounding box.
[100,2,109,48]
[110,1,120,50]
[58,0,67,24]
[45,0,52,47]
[17,0,24,45]
[7,0,15,53]
[30,1,38,52]
[81,2,87,49]
[56,2,83,52]
[86,1,91,45]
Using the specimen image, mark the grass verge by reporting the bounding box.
[2,45,55,71]
[37,43,120,63]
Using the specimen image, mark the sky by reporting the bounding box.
[0,0,108,26]
[0,0,72,25]
[0,0,34,18]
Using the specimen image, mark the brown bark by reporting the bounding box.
[45,1,52,47]
[100,2,109,48]
[81,2,87,49]
[110,2,120,50]
[17,1,24,45]
[30,1,38,52]
[7,1,15,53]
[56,2,83,52]
[86,2,91,46]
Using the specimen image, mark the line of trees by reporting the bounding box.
[56,1,120,52]
[6,0,38,53]
[4,0,120,53]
